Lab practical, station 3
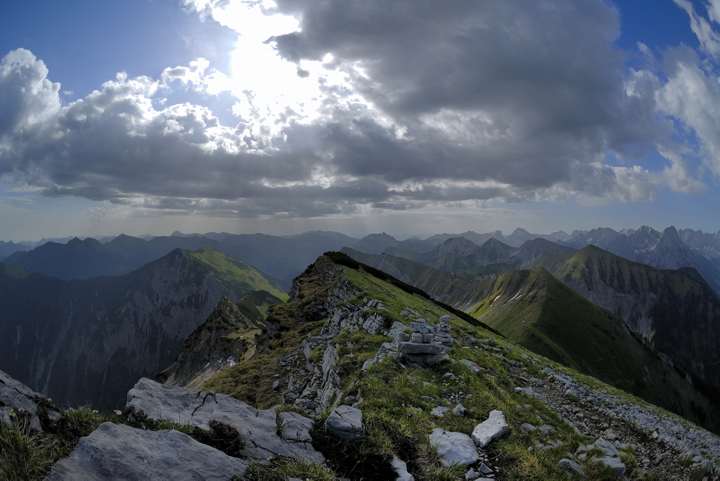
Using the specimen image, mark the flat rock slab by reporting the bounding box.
[472,410,510,448]
[325,405,364,440]
[279,411,314,443]
[0,368,60,432]
[45,422,247,481]
[429,428,479,467]
[126,378,323,464]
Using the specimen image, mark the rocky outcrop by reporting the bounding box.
[0,368,60,432]
[325,405,364,441]
[45,423,247,481]
[516,366,720,477]
[125,378,323,464]
[278,411,314,443]
[159,293,279,389]
[280,262,401,414]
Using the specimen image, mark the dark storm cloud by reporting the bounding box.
[274,0,665,172]
[0,0,674,218]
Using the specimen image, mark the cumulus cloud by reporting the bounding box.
[0,49,60,137]
[0,0,714,219]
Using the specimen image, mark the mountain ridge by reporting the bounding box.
[0,248,283,408]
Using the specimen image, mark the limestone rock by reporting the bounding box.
[325,405,364,441]
[576,438,625,477]
[391,456,415,481]
[472,410,510,448]
[591,455,626,477]
[429,428,479,467]
[125,378,322,464]
[520,423,536,433]
[0,368,60,432]
[460,359,481,374]
[558,458,585,477]
[398,318,453,366]
[538,424,555,436]
[431,406,449,417]
[45,423,247,481]
[279,411,314,443]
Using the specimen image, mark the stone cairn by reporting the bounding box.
[397,315,453,366]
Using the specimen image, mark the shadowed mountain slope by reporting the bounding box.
[555,245,720,401]
[0,249,283,408]
[468,267,720,432]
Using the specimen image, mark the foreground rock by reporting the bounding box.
[558,458,585,477]
[325,405,364,440]
[430,428,479,467]
[45,422,247,481]
[472,410,510,448]
[391,456,415,481]
[0,368,60,432]
[126,378,323,463]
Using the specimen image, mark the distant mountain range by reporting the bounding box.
[0,240,30,260]
[2,232,358,289]
[6,225,720,292]
[0,248,284,408]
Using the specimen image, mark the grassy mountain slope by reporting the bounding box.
[189,249,288,301]
[0,249,283,408]
[513,238,576,270]
[341,247,495,309]
[345,243,720,432]
[159,291,283,389]
[555,246,720,400]
[468,268,720,432]
[194,252,720,480]
[373,236,577,278]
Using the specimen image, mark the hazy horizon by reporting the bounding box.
[4,222,718,245]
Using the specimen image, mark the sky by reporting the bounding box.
[1,0,720,241]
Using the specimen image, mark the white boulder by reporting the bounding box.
[429,428,479,467]
[471,410,510,448]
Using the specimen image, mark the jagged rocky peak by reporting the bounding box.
[437,236,480,255]
[657,225,684,249]
[632,224,660,238]
[481,236,514,251]
[503,227,538,246]
[352,232,399,254]
[107,233,145,246]
[359,232,396,243]
[158,294,277,389]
